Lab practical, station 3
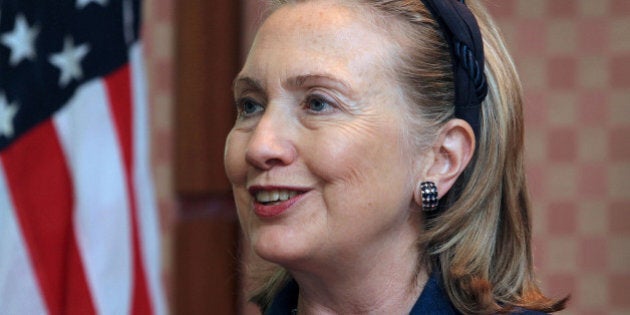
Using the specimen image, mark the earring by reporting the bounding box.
[420,181,439,211]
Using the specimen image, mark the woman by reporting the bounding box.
[224,0,568,313]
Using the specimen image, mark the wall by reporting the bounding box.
[142,0,177,306]
[491,0,630,314]
[143,0,630,313]
[488,1,630,314]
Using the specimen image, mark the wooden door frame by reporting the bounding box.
[173,0,241,314]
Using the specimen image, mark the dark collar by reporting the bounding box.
[409,272,459,314]
[264,272,459,315]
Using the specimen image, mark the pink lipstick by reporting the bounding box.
[249,186,308,218]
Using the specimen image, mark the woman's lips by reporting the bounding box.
[248,186,308,218]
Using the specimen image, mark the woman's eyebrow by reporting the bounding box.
[287,74,354,95]
[233,76,264,94]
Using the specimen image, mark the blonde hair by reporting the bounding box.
[246,0,568,313]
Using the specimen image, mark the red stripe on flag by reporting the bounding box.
[0,120,96,315]
[104,64,153,314]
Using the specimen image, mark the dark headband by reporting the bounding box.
[420,0,488,138]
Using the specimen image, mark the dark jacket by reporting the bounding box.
[264,272,547,314]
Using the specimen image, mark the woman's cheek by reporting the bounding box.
[224,131,248,185]
[234,189,253,234]
[307,123,387,185]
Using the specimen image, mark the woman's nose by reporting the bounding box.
[245,111,297,170]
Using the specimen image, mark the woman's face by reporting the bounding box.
[225,0,423,269]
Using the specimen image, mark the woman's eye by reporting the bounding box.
[237,98,264,117]
[305,95,334,113]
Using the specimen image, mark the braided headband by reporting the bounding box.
[419,0,488,138]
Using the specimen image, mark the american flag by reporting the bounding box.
[0,0,166,314]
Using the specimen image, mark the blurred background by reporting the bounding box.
[144,0,629,314]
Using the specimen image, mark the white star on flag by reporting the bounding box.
[76,0,109,9]
[48,36,90,87]
[0,93,19,138]
[0,14,40,66]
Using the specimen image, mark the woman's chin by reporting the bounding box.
[251,228,314,267]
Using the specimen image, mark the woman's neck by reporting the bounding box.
[289,225,427,314]
[296,273,428,315]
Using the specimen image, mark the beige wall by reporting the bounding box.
[489,2,630,314]
[142,0,176,304]
[143,0,630,313]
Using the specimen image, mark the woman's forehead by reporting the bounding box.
[241,1,399,89]
[262,3,382,49]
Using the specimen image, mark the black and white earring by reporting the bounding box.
[420,181,439,211]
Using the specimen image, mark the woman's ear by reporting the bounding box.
[417,119,475,201]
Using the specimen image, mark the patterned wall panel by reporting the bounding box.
[487,1,630,314]
[142,0,176,307]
